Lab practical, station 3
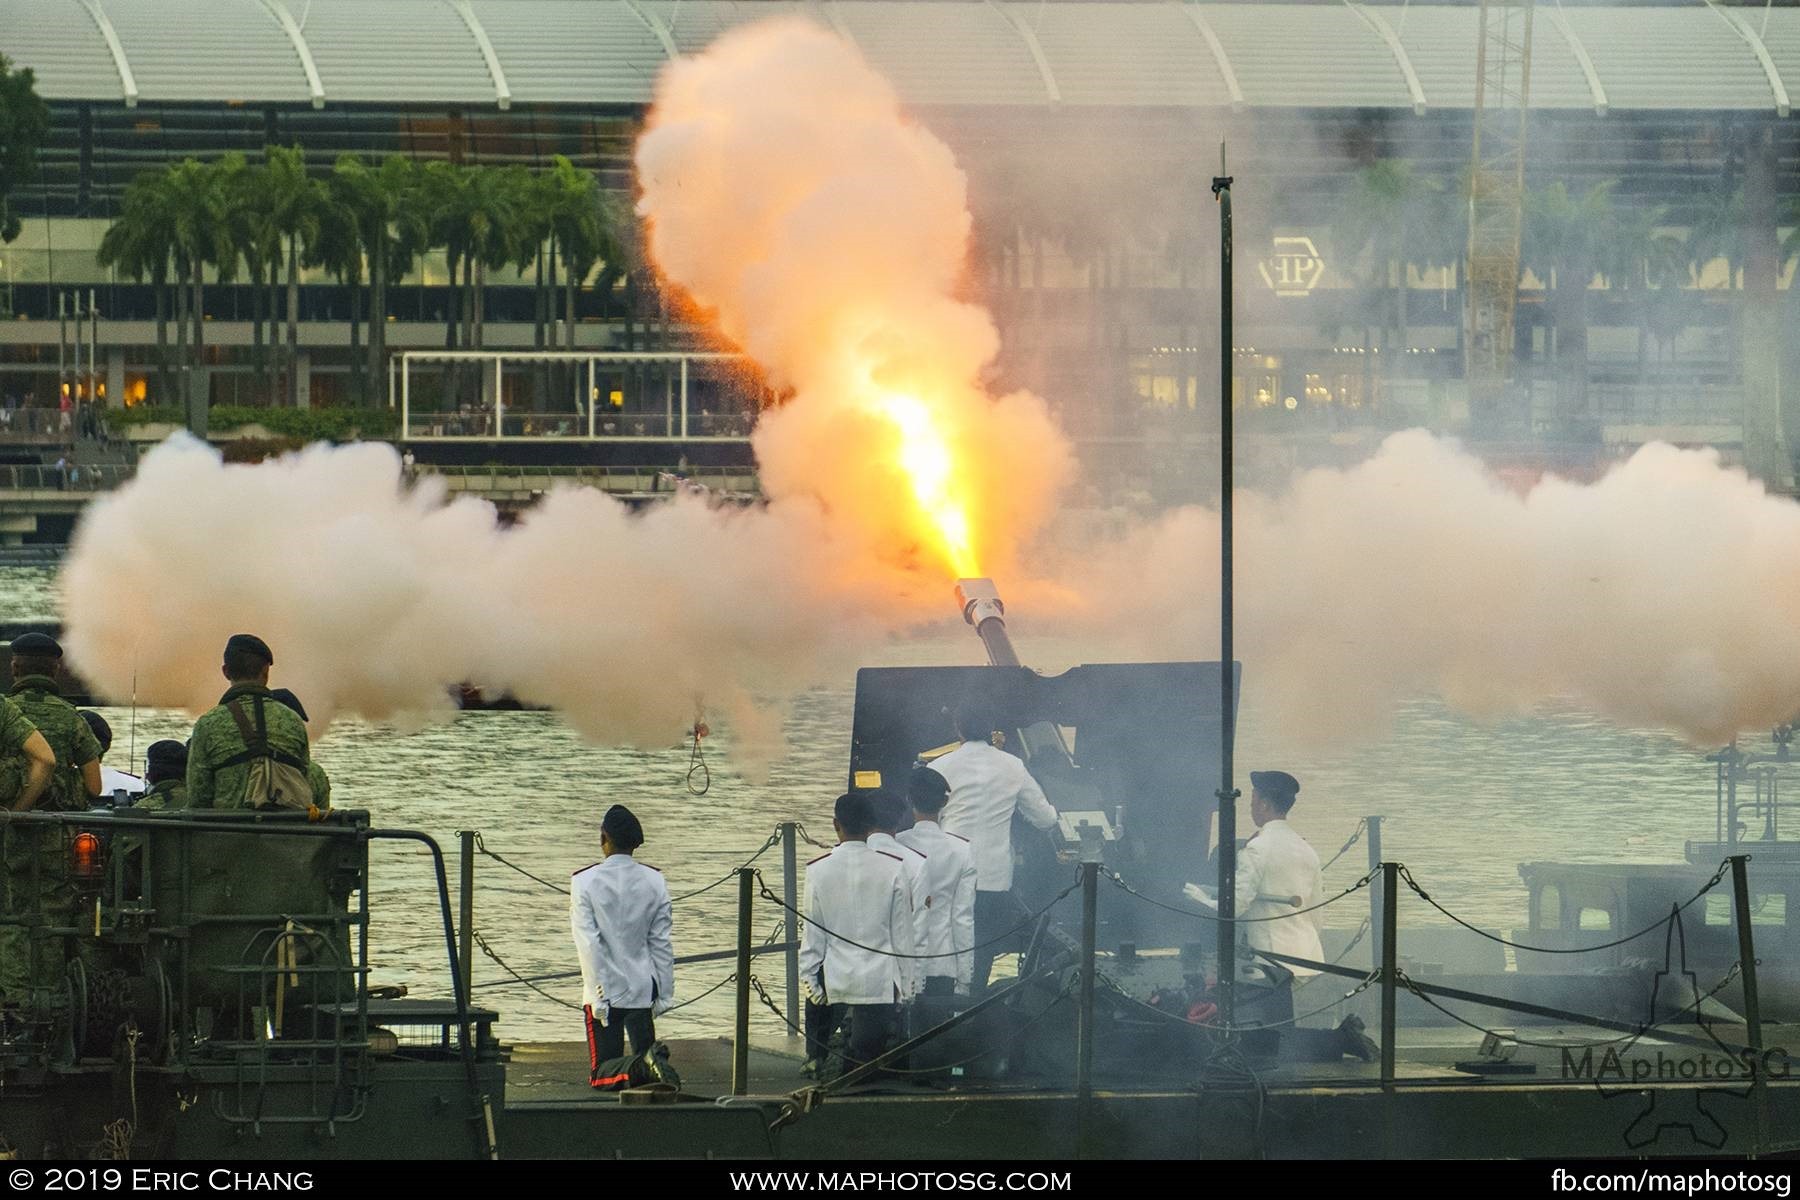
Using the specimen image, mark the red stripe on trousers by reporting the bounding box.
[583,1004,598,1073]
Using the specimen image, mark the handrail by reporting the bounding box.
[367,828,497,1160]
[470,939,800,991]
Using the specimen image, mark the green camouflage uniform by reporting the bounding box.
[131,779,190,813]
[308,761,331,810]
[188,684,311,810]
[8,675,101,813]
[0,693,51,1004]
[3,676,100,1006]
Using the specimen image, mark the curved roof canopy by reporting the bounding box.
[1,0,1794,115]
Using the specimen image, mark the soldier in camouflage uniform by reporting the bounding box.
[188,635,311,810]
[8,633,103,811]
[0,675,68,1008]
[271,688,330,809]
[131,740,190,812]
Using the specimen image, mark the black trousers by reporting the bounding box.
[804,998,900,1073]
[922,975,956,997]
[971,889,1028,994]
[585,1004,656,1075]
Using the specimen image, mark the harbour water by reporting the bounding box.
[5,568,1726,1044]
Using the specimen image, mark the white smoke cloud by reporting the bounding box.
[61,20,1072,755]
[1057,430,1800,746]
[61,435,913,758]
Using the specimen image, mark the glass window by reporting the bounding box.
[1577,906,1613,932]
[1535,884,1562,931]
[1704,892,1786,927]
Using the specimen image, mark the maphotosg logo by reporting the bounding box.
[1563,1046,1792,1084]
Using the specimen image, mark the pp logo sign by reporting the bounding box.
[1259,236,1325,297]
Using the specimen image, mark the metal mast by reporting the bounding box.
[1465,0,1534,434]
[1212,146,1238,1032]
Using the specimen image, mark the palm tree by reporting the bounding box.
[1523,180,1619,413]
[97,166,179,404]
[264,146,322,406]
[545,158,620,351]
[1331,159,1458,400]
[312,165,369,403]
[1600,204,1689,379]
[163,158,233,375]
[469,166,529,351]
[221,155,281,402]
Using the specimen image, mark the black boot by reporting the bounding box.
[1338,1014,1380,1062]
[644,1040,681,1090]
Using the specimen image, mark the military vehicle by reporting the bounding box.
[0,806,500,1159]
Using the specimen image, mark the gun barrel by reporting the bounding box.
[955,578,1021,668]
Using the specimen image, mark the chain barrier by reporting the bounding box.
[659,969,740,1015]
[793,823,835,851]
[1102,865,1378,924]
[470,832,572,896]
[748,973,804,1037]
[1393,961,1745,1052]
[468,826,783,905]
[474,925,740,1016]
[1397,859,1731,955]
[755,868,1079,959]
[1319,818,1368,873]
[473,928,584,1010]
[668,830,782,903]
[1291,916,1373,995]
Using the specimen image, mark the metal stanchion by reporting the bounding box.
[732,867,753,1095]
[1076,858,1099,1156]
[458,830,475,1009]
[1380,860,1399,1157]
[1366,815,1383,957]
[782,822,800,1036]
[1729,855,1769,1156]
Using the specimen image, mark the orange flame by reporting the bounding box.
[872,393,979,577]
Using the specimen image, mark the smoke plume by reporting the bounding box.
[62,435,912,751]
[61,19,1068,751]
[634,18,1072,577]
[1061,430,1800,746]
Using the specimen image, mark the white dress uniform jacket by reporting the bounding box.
[798,840,913,1007]
[897,822,978,990]
[933,741,1059,893]
[570,854,676,1015]
[1234,819,1325,976]
[867,831,929,998]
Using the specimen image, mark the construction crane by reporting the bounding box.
[1465,0,1534,435]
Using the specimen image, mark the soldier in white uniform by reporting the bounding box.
[866,790,928,1001]
[932,700,1059,992]
[798,792,913,1078]
[570,804,678,1088]
[1234,770,1324,971]
[897,766,978,997]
